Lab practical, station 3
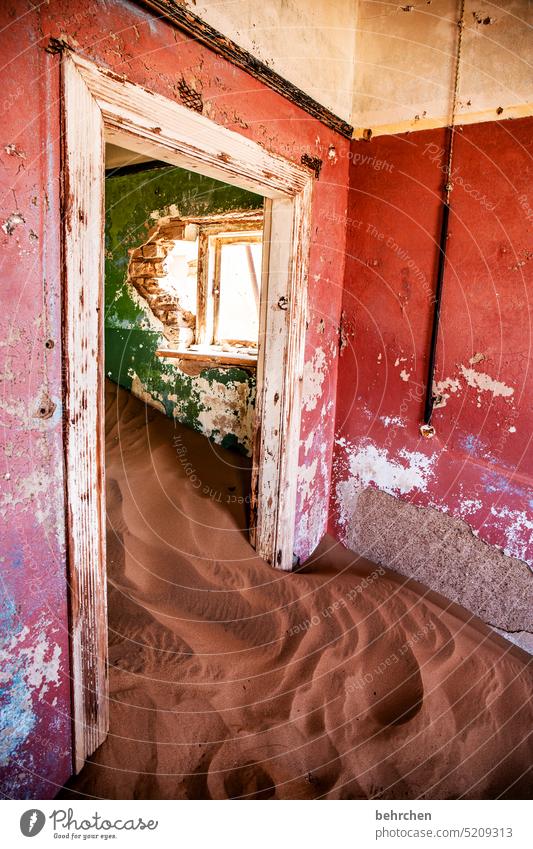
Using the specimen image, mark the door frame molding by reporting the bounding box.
[61,50,313,771]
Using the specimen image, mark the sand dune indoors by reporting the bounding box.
[60,381,532,800]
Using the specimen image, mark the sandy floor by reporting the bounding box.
[61,381,532,799]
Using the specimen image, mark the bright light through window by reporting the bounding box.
[215,235,262,346]
[164,239,198,315]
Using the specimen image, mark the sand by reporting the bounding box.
[60,381,532,800]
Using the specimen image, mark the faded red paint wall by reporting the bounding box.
[331,119,533,566]
[0,0,349,796]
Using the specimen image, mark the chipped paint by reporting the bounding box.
[1,0,352,796]
[2,212,25,235]
[335,439,435,531]
[489,506,533,564]
[106,164,262,455]
[0,603,62,766]
[302,347,327,411]
[459,365,514,399]
[432,376,461,408]
[380,415,406,428]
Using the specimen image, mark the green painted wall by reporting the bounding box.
[105,164,263,455]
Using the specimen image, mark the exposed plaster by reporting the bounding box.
[194,376,256,454]
[302,347,327,412]
[352,0,533,136]
[336,486,532,640]
[335,439,436,531]
[489,506,533,564]
[459,365,514,399]
[130,373,166,413]
[433,362,515,409]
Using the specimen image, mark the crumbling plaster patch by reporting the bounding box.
[130,371,256,455]
[337,486,532,639]
[194,376,256,453]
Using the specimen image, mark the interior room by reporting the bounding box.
[1,0,531,805]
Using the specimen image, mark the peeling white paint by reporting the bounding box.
[380,415,405,428]
[433,376,461,407]
[302,347,327,412]
[460,365,514,399]
[336,440,435,530]
[194,376,255,455]
[459,498,483,516]
[489,506,533,564]
[303,429,315,454]
[130,373,166,413]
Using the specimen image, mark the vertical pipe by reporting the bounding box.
[423,195,451,426]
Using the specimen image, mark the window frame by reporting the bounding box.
[194,216,263,352]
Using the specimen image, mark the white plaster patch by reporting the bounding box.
[433,376,461,408]
[298,457,318,497]
[459,498,483,516]
[296,496,327,560]
[303,429,315,454]
[459,365,514,399]
[194,376,255,455]
[130,373,166,414]
[380,416,406,428]
[302,347,327,412]
[335,441,435,530]
[399,369,410,382]
[489,506,533,564]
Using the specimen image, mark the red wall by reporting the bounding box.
[331,119,533,565]
[0,0,349,797]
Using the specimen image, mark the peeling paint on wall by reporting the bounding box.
[335,438,436,533]
[105,164,263,455]
[302,347,327,411]
[489,506,533,563]
[0,602,62,766]
[1,0,351,798]
[459,365,514,399]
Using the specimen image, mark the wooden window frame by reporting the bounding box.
[61,50,313,772]
[209,231,262,348]
[194,219,263,350]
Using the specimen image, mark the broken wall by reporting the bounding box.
[331,117,533,648]
[105,165,262,455]
[0,0,350,798]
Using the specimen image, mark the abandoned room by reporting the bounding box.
[1,0,531,804]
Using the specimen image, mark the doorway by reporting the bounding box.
[61,50,313,771]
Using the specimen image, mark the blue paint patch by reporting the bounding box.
[481,471,530,500]
[9,550,23,569]
[460,434,486,458]
[0,597,36,766]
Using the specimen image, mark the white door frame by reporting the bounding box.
[61,50,313,771]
